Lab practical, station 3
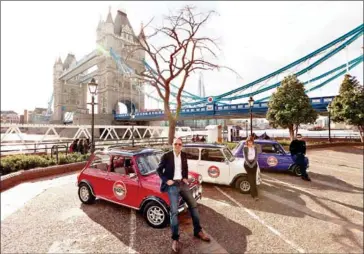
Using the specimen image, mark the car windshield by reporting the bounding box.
[223,148,235,162]
[136,152,162,175]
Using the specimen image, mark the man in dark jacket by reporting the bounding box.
[157,137,210,252]
[289,134,310,181]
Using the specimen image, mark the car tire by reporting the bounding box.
[235,176,251,194]
[291,165,302,177]
[143,201,169,228]
[78,183,96,204]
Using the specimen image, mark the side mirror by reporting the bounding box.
[225,159,229,164]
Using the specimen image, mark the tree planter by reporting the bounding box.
[0,162,87,192]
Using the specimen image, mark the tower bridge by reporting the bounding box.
[50,6,363,125]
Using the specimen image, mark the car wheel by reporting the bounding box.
[78,183,95,204]
[143,201,169,228]
[291,165,302,176]
[235,176,251,194]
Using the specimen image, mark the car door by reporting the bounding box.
[182,147,200,175]
[199,148,229,184]
[86,152,111,197]
[105,156,140,208]
[259,143,287,171]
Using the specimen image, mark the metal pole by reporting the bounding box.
[328,111,331,143]
[250,107,253,136]
[132,123,135,147]
[246,120,248,138]
[91,95,95,153]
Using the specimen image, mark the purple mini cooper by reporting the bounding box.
[232,140,309,176]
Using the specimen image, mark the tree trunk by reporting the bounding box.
[295,124,299,137]
[168,118,177,145]
[358,125,364,143]
[288,125,295,141]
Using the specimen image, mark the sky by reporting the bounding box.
[1,1,363,114]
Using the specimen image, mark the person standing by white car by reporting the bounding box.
[243,136,260,201]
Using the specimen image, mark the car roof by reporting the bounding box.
[105,146,162,156]
[183,143,226,149]
[240,139,279,144]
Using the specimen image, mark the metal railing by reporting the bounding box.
[0,136,191,156]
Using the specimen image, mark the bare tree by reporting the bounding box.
[127,5,234,144]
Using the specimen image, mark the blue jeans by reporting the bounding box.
[167,182,202,241]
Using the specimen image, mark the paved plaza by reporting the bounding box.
[1,146,363,253]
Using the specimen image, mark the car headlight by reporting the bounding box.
[188,175,195,183]
[198,175,202,183]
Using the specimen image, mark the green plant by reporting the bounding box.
[0,153,90,176]
[331,74,364,142]
[266,75,318,140]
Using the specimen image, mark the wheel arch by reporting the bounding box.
[230,173,248,186]
[139,196,169,214]
[78,180,96,196]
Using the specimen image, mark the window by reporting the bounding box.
[183,148,199,160]
[201,149,225,162]
[136,152,161,175]
[223,148,235,162]
[261,144,278,154]
[110,155,134,175]
[90,153,110,171]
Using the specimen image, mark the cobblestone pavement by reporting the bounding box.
[1,146,363,253]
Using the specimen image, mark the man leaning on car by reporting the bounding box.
[157,137,210,252]
[289,133,311,181]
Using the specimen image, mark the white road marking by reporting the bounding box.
[215,186,306,254]
[128,209,137,254]
[262,174,364,215]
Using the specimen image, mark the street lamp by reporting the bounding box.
[245,120,248,138]
[88,78,98,153]
[130,109,135,147]
[327,103,332,143]
[248,96,255,136]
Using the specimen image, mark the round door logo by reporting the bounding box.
[113,181,127,200]
[208,166,220,178]
[267,156,278,167]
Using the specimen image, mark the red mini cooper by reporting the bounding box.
[77,147,202,228]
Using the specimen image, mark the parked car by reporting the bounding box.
[232,140,309,176]
[77,147,202,228]
[182,144,262,194]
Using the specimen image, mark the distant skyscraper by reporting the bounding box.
[198,73,206,97]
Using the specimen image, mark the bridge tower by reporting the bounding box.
[52,55,88,123]
[95,7,145,115]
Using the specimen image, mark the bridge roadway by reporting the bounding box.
[1,146,363,253]
[114,96,334,121]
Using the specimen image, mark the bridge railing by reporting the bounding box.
[0,136,192,156]
[115,96,336,120]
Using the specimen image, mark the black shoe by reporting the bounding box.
[302,176,311,181]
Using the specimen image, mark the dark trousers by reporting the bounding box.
[167,181,202,241]
[244,163,258,198]
[293,154,308,178]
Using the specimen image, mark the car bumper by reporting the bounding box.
[178,185,202,213]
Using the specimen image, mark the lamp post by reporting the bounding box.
[327,103,332,143]
[248,96,255,136]
[130,110,135,147]
[245,120,248,138]
[88,78,98,153]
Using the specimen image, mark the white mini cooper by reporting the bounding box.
[182,144,262,194]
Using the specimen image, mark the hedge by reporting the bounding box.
[0,153,90,176]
